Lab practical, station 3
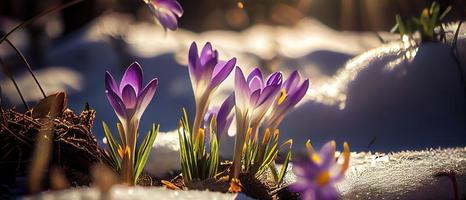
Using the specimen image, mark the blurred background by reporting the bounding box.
[0,0,465,153]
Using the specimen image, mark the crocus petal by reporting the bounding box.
[135,78,158,118]
[282,79,309,109]
[211,58,236,87]
[319,141,337,168]
[289,179,310,192]
[217,93,235,136]
[203,111,215,148]
[303,190,317,200]
[121,85,138,109]
[200,42,216,66]
[283,70,300,92]
[234,67,250,111]
[188,42,201,82]
[257,84,280,106]
[248,76,263,92]
[266,71,283,86]
[317,186,338,200]
[105,71,119,94]
[106,88,127,120]
[154,9,178,30]
[120,62,143,94]
[200,57,218,85]
[249,89,261,107]
[155,0,183,17]
[247,68,262,83]
[293,158,320,178]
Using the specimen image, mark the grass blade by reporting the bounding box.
[134,124,159,183]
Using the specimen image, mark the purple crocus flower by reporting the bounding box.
[105,62,158,125]
[266,70,309,130]
[234,67,283,131]
[291,141,350,200]
[231,67,282,180]
[105,62,158,184]
[145,0,184,31]
[188,42,237,138]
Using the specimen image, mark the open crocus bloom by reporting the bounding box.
[105,62,158,125]
[231,67,282,180]
[104,62,158,184]
[291,141,350,200]
[234,67,283,133]
[145,0,184,31]
[266,70,309,129]
[188,42,237,138]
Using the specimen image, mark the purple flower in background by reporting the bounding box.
[145,0,184,31]
[266,70,309,129]
[188,42,237,138]
[291,141,350,200]
[231,67,282,180]
[105,62,158,125]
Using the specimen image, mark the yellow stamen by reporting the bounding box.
[124,145,131,159]
[196,128,205,153]
[117,145,124,159]
[316,171,331,186]
[312,154,321,164]
[305,139,315,155]
[277,88,287,105]
[422,8,429,17]
[261,129,271,145]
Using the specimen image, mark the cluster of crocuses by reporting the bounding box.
[101,0,351,197]
[182,41,311,189]
[102,42,350,198]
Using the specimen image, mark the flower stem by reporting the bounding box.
[121,119,138,185]
[192,93,211,140]
[231,112,249,180]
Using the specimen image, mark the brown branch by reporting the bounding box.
[5,38,46,98]
[0,0,84,45]
[0,57,29,110]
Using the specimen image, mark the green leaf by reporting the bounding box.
[390,23,399,33]
[278,150,292,186]
[178,108,219,182]
[395,14,406,35]
[117,122,126,147]
[178,119,192,183]
[134,123,159,183]
[209,133,219,178]
[102,121,121,171]
[439,6,452,20]
[269,163,279,184]
[208,116,219,178]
